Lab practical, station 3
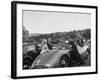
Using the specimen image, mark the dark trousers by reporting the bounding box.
[70,50,81,64]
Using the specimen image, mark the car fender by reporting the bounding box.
[31,50,70,68]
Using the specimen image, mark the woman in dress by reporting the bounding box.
[40,39,49,54]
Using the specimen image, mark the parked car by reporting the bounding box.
[31,49,70,69]
[31,44,90,69]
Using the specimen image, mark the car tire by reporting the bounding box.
[60,55,69,67]
[23,57,33,69]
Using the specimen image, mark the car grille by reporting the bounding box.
[34,65,48,69]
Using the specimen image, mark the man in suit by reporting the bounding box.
[65,37,82,65]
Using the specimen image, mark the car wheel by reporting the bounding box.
[23,62,31,69]
[23,58,33,69]
[60,55,69,67]
[23,64,31,69]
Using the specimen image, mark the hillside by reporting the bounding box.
[27,29,91,43]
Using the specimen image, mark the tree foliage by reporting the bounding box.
[27,29,91,43]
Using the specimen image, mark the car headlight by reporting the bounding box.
[45,64,50,67]
[36,59,41,64]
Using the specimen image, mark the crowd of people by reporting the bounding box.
[23,36,91,69]
[34,36,90,65]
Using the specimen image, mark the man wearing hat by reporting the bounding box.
[65,37,82,65]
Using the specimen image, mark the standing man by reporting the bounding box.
[47,38,53,50]
[65,37,82,65]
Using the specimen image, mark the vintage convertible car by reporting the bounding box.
[31,49,70,69]
[31,45,90,69]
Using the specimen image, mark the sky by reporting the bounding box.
[23,10,91,34]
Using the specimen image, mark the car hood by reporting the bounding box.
[31,50,69,68]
